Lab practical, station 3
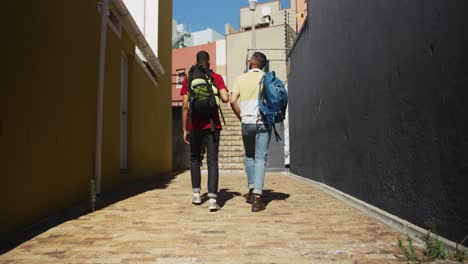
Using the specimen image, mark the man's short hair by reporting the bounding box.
[196,51,210,64]
[251,52,267,70]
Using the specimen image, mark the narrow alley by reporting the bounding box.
[3,0,467,263]
[1,172,401,263]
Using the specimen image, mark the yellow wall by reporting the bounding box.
[156,0,173,171]
[100,24,131,191]
[2,0,173,235]
[2,1,100,234]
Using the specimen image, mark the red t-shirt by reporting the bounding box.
[180,71,227,130]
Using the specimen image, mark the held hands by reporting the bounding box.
[183,130,190,145]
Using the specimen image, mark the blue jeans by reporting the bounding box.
[241,123,272,195]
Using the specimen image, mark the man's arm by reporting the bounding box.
[214,74,229,103]
[182,95,190,144]
[230,92,241,122]
[219,89,229,103]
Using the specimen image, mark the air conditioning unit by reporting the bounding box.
[259,15,271,26]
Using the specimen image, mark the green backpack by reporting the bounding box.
[187,65,225,130]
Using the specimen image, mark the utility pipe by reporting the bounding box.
[95,0,109,194]
[251,10,256,54]
[249,0,258,56]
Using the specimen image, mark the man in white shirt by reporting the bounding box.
[230,52,271,212]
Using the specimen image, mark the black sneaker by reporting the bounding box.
[251,195,266,212]
[245,189,254,204]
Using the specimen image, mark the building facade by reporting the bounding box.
[185,28,224,47]
[171,40,226,106]
[2,0,172,236]
[295,0,307,32]
[225,0,297,169]
[172,21,224,48]
[226,0,296,89]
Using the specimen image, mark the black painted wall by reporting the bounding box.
[288,0,468,243]
[172,107,190,170]
[267,125,286,170]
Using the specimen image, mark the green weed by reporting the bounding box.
[453,235,467,262]
[422,230,448,261]
[397,235,419,262]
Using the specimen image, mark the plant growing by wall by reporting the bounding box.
[397,235,419,262]
[421,230,448,261]
[453,235,467,262]
[396,224,467,263]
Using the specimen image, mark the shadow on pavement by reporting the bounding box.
[262,189,290,206]
[216,188,242,208]
[240,189,290,208]
[1,170,183,254]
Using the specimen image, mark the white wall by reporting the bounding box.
[226,26,287,88]
[215,40,226,66]
[123,0,159,56]
[186,28,224,46]
[239,0,296,32]
[215,40,227,83]
[172,19,177,42]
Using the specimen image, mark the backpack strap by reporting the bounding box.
[272,123,284,143]
[205,68,227,127]
[205,68,216,132]
[218,107,226,125]
[258,75,265,101]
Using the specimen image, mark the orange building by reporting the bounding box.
[296,0,308,32]
[171,41,227,106]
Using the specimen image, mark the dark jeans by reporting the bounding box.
[190,130,220,198]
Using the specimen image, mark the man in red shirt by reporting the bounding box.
[181,51,229,211]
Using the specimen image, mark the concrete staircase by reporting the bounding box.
[201,105,245,172]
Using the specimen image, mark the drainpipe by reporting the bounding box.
[95,0,109,194]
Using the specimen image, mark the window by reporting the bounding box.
[176,69,186,89]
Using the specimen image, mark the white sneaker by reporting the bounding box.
[208,198,220,211]
[192,193,201,205]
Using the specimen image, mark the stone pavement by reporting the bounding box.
[1,172,404,263]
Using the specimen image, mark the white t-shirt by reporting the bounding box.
[231,69,264,124]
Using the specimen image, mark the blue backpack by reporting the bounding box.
[258,71,288,141]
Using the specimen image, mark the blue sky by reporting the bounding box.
[173,0,291,35]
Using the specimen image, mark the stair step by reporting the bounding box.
[221,112,235,116]
[223,126,241,131]
[222,117,238,121]
[223,122,241,127]
[219,145,244,152]
[219,141,244,146]
[218,157,244,163]
[221,130,242,136]
[202,163,245,170]
[223,117,240,123]
[220,135,242,141]
[219,152,244,157]
[200,156,244,163]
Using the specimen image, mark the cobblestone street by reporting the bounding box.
[2,172,403,263]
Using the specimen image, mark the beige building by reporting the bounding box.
[226,0,297,169]
[226,0,296,89]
